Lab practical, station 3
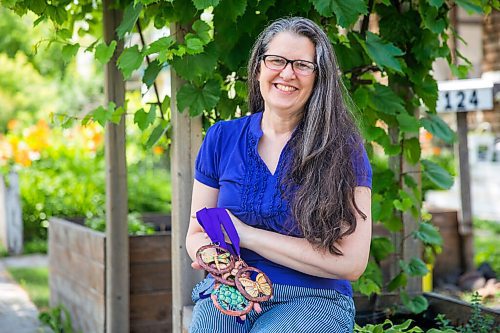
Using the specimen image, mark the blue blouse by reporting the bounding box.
[194,111,372,297]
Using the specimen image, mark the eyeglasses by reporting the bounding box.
[261,55,317,76]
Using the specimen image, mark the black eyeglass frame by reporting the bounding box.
[260,54,317,75]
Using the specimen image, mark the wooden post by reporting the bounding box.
[0,172,23,255]
[456,112,474,272]
[103,1,129,332]
[388,109,422,294]
[170,23,204,333]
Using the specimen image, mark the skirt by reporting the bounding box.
[189,277,355,333]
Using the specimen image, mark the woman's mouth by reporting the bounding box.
[274,83,297,92]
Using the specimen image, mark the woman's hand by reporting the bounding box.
[225,209,251,245]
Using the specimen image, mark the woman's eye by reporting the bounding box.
[270,58,286,66]
[296,62,312,70]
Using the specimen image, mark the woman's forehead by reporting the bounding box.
[265,32,316,61]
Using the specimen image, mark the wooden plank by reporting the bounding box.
[130,234,171,263]
[50,218,105,263]
[130,291,172,324]
[131,322,172,333]
[103,0,128,331]
[50,242,105,293]
[456,112,474,272]
[130,261,172,293]
[50,273,105,333]
[170,22,205,333]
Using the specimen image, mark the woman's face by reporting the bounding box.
[258,32,316,117]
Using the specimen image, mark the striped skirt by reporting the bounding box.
[189,278,355,333]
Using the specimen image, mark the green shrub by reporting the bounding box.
[19,134,171,243]
[85,212,155,235]
[39,304,80,333]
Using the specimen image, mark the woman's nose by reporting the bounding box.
[279,63,296,80]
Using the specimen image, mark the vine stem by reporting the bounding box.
[136,20,165,120]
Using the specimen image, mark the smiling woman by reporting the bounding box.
[186,17,372,333]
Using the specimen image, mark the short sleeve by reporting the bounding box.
[352,143,372,188]
[194,123,221,189]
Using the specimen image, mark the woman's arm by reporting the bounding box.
[185,180,220,261]
[232,186,372,281]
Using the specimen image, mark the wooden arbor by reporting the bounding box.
[102,2,202,330]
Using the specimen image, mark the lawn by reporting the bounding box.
[7,266,49,311]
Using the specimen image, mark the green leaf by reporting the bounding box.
[134,108,148,130]
[143,60,163,88]
[421,114,456,144]
[401,292,429,314]
[371,237,394,262]
[403,137,421,165]
[110,106,125,124]
[216,0,247,22]
[146,120,169,148]
[46,5,67,25]
[393,319,413,330]
[421,159,454,190]
[143,36,175,56]
[400,258,429,276]
[185,35,205,54]
[193,20,211,43]
[414,222,443,246]
[161,95,171,113]
[368,84,406,115]
[117,45,143,79]
[429,0,444,7]
[450,63,470,79]
[414,74,438,112]
[397,113,420,133]
[383,215,403,232]
[352,261,382,296]
[363,126,386,141]
[116,3,143,39]
[310,0,367,27]
[95,41,117,65]
[387,272,407,291]
[177,79,221,116]
[454,0,483,13]
[193,0,220,10]
[92,103,115,127]
[365,32,404,72]
[56,28,72,40]
[420,4,447,34]
[61,43,79,62]
[353,86,369,109]
[171,42,218,80]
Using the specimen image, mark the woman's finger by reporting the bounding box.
[253,302,262,313]
[191,262,203,270]
[239,314,247,321]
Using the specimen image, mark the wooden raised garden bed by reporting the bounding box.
[49,216,172,333]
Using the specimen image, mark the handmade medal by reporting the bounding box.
[211,283,253,316]
[195,208,273,317]
[196,244,234,275]
[235,267,273,302]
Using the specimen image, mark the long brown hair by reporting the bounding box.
[247,17,367,255]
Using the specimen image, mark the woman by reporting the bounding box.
[186,17,372,333]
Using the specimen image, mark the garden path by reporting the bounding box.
[0,255,50,333]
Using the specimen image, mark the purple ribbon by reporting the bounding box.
[196,208,241,256]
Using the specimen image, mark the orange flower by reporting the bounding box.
[153,146,164,155]
[24,119,50,152]
[7,119,19,131]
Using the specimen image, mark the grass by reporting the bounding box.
[7,266,49,311]
[473,218,500,275]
